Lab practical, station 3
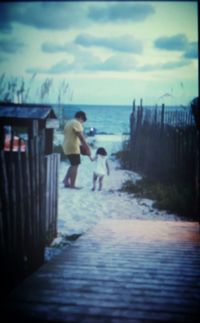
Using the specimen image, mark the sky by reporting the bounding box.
[0,1,198,106]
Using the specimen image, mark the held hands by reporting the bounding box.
[85,147,91,157]
[80,143,91,156]
[86,146,91,157]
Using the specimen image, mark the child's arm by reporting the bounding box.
[106,160,110,175]
[90,155,97,162]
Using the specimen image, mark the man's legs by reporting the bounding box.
[70,165,78,187]
[64,165,78,188]
[63,168,71,187]
[63,154,80,188]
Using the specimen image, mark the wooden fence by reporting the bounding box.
[45,153,60,244]
[0,130,60,294]
[129,103,197,183]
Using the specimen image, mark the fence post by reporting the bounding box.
[161,104,165,134]
[191,97,200,223]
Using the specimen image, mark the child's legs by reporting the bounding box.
[98,175,104,190]
[92,173,98,190]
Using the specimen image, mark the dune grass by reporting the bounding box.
[120,177,196,220]
[115,141,197,220]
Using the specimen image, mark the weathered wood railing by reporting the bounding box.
[129,102,199,220]
[45,153,60,244]
[130,103,197,183]
[0,130,60,294]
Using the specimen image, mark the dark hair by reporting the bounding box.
[75,111,87,122]
[96,147,107,156]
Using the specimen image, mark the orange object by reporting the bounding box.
[4,135,26,152]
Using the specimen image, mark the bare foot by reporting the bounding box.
[71,186,82,190]
[64,184,70,188]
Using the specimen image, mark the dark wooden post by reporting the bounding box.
[0,122,4,150]
[160,103,165,134]
[191,97,200,223]
[130,100,136,170]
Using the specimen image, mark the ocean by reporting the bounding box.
[53,104,133,135]
[53,103,192,158]
[53,103,191,136]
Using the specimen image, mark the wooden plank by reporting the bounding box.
[53,153,60,237]
[0,195,5,253]
[0,151,12,255]
[49,155,53,240]
[35,135,40,246]
[45,155,51,240]
[29,137,37,250]
[17,146,25,256]
[44,153,60,244]
[39,131,46,254]
[24,144,33,241]
[51,154,58,239]
[10,152,17,254]
[4,220,200,323]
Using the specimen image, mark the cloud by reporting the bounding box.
[0,2,155,32]
[73,51,102,71]
[27,53,191,75]
[161,60,191,69]
[42,42,82,56]
[75,33,143,54]
[88,3,155,23]
[27,53,137,74]
[0,2,90,31]
[26,51,102,74]
[48,60,72,73]
[26,67,47,74]
[183,42,198,59]
[0,22,12,34]
[0,39,25,53]
[42,35,143,56]
[101,55,137,71]
[137,59,191,71]
[27,60,72,75]
[42,42,68,53]
[0,57,8,63]
[154,34,198,60]
[0,3,13,33]
[154,34,188,51]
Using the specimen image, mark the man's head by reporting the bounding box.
[75,111,87,123]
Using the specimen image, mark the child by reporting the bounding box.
[90,147,110,191]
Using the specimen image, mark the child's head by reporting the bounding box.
[96,147,107,156]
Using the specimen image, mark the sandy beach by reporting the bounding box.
[44,133,184,260]
[56,134,182,238]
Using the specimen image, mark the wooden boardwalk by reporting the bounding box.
[3,219,200,323]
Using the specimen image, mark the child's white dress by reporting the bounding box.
[94,155,107,176]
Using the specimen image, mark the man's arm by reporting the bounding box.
[76,131,91,156]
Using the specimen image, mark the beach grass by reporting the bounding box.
[114,137,197,220]
[112,139,131,169]
[120,177,196,220]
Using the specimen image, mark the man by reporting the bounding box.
[62,111,91,189]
